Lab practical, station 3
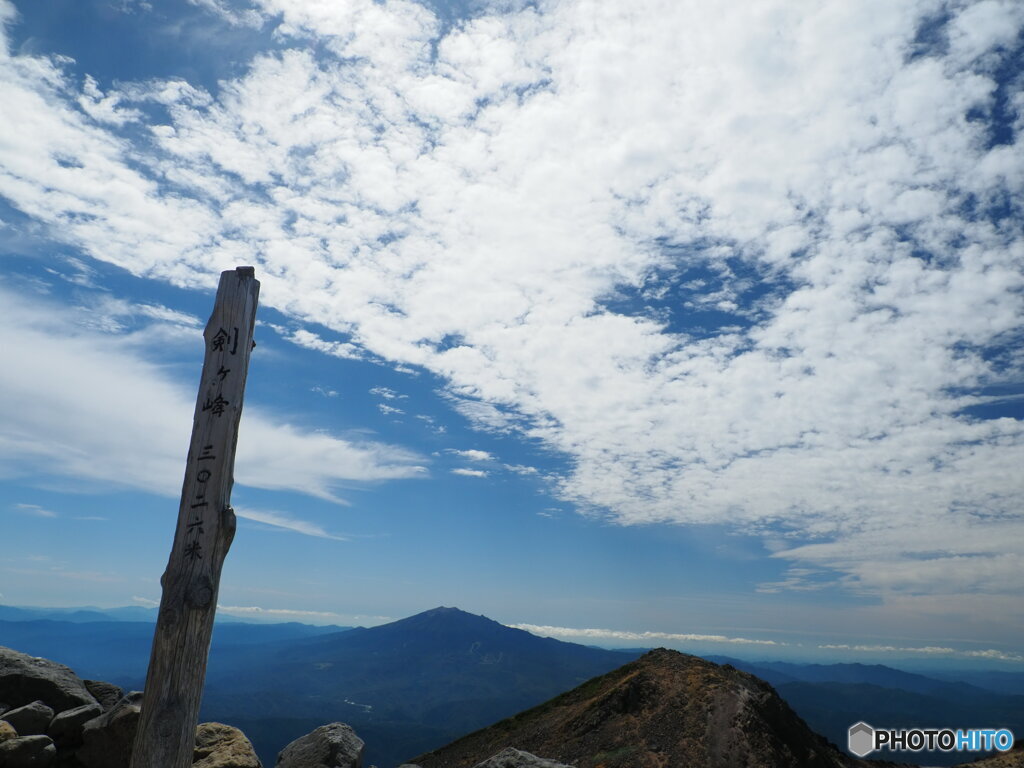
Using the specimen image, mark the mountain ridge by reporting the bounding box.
[409,647,868,768]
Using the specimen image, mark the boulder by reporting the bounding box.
[0,720,17,742]
[1,701,54,737]
[0,648,97,713]
[193,722,262,768]
[82,682,123,713]
[472,749,573,768]
[0,734,57,767]
[76,692,142,768]
[276,723,363,768]
[47,702,102,747]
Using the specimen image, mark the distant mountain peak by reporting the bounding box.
[378,607,504,633]
[418,606,474,617]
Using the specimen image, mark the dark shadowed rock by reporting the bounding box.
[76,692,142,768]
[1,701,54,736]
[276,723,364,768]
[0,734,57,767]
[0,648,96,713]
[47,701,102,747]
[83,681,123,713]
[472,749,571,768]
[194,722,263,768]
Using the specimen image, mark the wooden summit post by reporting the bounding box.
[131,267,260,768]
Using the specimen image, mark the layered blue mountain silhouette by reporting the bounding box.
[1,605,1020,767]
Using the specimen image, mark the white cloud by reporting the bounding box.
[819,643,956,654]
[187,0,263,29]
[369,386,406,400]
[235,507,347,540]
[451,467,488,478]
[14,503,57,518]
[756,568,836,594]
[451,449,493,461]
[215,604,348,622]
[964,649,1024,663]
[73,294,201,335]
[505,464,538,475]
[819,643,1024,663]
[0,287,427,502]
[78,76,141,126]
[269,325,364,360]
[512,623,781,647]
[0,0,1022,619]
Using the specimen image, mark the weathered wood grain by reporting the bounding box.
[130,267,260,768]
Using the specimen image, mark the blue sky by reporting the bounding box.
[0,0,1022,667]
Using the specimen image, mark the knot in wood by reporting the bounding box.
[187,576,214,609]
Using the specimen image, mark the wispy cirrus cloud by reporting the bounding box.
[0,0,1022,623]
[0,286,427,502]
[235,507,347,541]
[13,503,57,518]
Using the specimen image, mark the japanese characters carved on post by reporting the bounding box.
[131,267,260,768]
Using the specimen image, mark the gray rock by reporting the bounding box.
[276,723,363,768]
[0,647,97,713]
[471,749,573,768]
[47,702,102,746]
[76,692,142,768]
[0,735,57,767]
[1,701,54,737]
[193,722,262,768]
[82,681,123,713]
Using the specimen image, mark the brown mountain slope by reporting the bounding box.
[409,648,880,768]
[954,742,1024,768]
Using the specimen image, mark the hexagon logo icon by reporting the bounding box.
[848,721,875,757]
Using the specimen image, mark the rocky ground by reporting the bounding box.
[0,645,557,768]
[0,644,260,768]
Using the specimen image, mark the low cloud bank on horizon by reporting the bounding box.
[511,622,782,647]
[0,0,1022,620]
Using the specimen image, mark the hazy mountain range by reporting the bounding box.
[1,605,1020,767]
